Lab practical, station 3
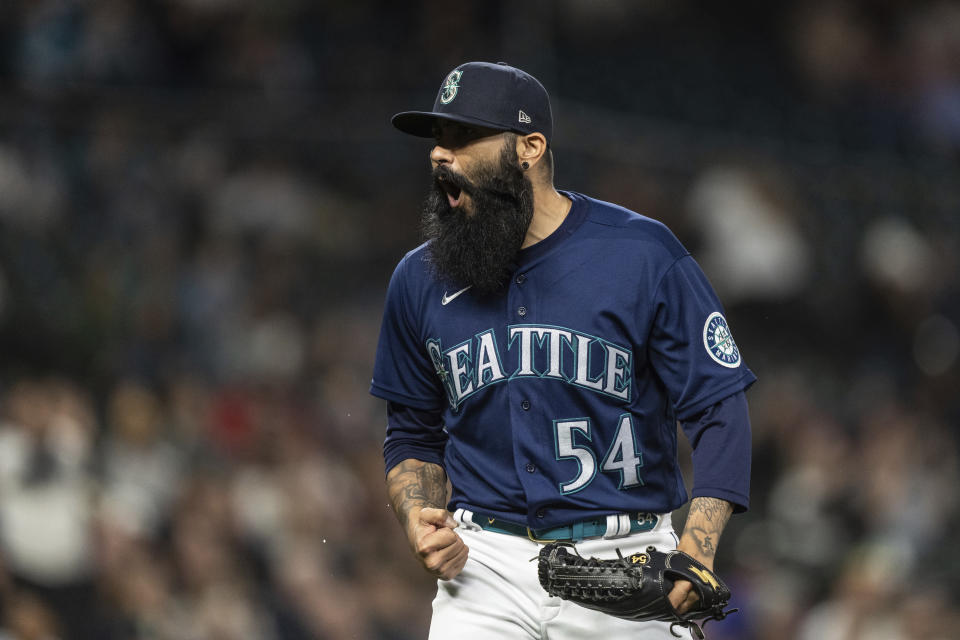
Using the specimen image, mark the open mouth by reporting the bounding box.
[437,174,463,208]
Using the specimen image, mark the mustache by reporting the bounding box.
[432,164,473,198]
[431,162,524,204]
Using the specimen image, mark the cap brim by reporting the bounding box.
[391,111,511,138]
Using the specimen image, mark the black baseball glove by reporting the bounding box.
[537,542,737,639]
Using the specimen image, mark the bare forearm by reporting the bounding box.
[677,497,733,569]
[386,458,467,579]
[386,458,449,532]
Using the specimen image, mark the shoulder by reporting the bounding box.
[390,242,434,286]
[384,242,442,315]
[397,241,431,270]
[565,191,689,261]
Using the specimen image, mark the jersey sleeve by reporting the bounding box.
[383,401,447,475]
[680,390,752,512]
[370,255,445,410]
[647,255,756,420]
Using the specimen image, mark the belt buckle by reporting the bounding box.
[526,527,556,544]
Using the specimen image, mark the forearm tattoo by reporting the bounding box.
[386,459,448,531]
[682,497,733,561]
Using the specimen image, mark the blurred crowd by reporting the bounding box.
[0,1,958,639]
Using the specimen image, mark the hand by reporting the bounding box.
[669,538,710,615]
[409,507,469,580]
[667,578,700,615]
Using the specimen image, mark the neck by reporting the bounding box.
[522,184,572,249]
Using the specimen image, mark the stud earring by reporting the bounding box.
[521,161,530,170]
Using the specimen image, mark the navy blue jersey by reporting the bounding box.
[371,192,755,528]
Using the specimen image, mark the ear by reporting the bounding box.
[515,132,547,171]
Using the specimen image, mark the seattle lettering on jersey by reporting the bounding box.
[426,324,632,410]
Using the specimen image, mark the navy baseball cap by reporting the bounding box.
[392,61,553,145]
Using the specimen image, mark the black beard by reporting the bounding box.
[420,142,534,297]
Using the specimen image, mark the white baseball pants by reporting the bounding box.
[428,510,691,639]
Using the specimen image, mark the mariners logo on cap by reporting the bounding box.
[440,70,462,104]
[703,312,741,368]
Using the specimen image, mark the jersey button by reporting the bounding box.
[536,509,545,519]
[525,463,536,473]
[515,274,526,284]
[521,400,530,410]
[517,306,527,316]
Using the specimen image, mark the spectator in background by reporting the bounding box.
[98,380,183,539]
[687,164,812,304]
[0,380,101,639]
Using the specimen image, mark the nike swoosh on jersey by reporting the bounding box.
[441,286,472,305]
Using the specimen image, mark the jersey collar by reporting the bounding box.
[514,190,587,268]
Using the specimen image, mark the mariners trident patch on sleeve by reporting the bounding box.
[703,312,741,368]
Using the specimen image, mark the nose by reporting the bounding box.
[430,143,454,167]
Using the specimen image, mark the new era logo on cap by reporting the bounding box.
[391,61,554,145]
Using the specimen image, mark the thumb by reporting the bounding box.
[420,507,458,529]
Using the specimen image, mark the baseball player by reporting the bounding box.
[372,61,754,638]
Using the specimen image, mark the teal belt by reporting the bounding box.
[475,512,658,542]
